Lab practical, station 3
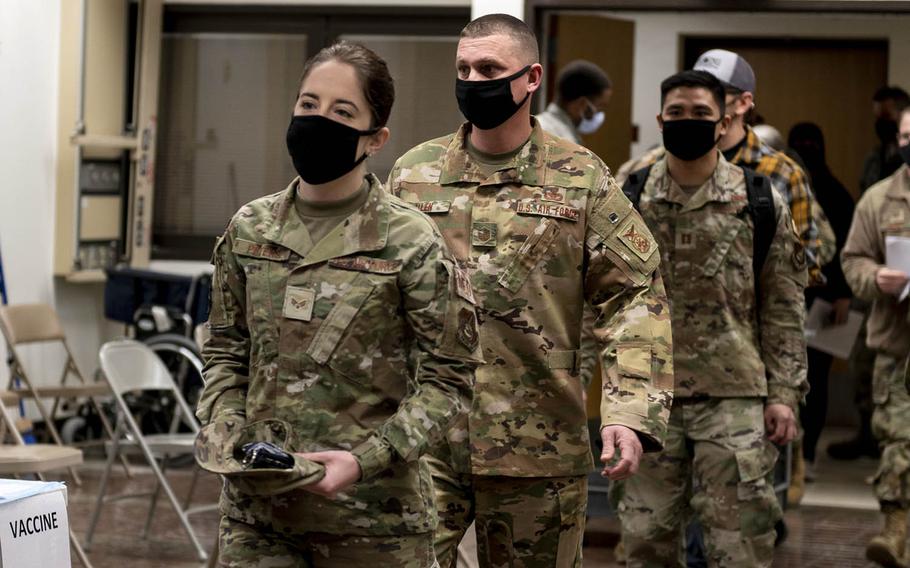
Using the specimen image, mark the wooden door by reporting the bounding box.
[684,38,888,197]
[548,14,635,171]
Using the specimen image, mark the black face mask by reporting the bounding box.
[876,117,899,145]
[456,65,531,130]
[900,144,910,168]
[286,115,378,185]
[662,118,722,161]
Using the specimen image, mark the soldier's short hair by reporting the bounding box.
[556,60,611,104]
[873,85,910,109]
[660,70,726,117]
[299,41,395,128]
[461,13,539,65]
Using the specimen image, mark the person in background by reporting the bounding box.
[194,41,481,567]
[860,86,910,193]
[536,59,612,144]
[788,122,855,483]
[611,69,807,567]
[830,86,910,465]
[841,106,910,567]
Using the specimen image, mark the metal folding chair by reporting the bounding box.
[84,339,211,561]
[0,390,93,567]
[0,303,128,485]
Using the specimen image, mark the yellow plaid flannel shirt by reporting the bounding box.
[615,126,827,285]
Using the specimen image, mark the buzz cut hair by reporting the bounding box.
[460,13,539,65]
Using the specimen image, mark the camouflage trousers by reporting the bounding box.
[426,455,587,568]
[218,516,438,568]
[610,397,781,568]
[871,353,910,506]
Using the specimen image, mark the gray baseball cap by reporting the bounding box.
[693,49,756,93]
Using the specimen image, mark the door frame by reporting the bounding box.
[527,0,910,41]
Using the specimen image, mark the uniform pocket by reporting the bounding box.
[306,281,375,372]
[735,442,782,537]
[497,218,561,293]
[873,355,896,405]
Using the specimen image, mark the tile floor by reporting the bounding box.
[42,427,890,566]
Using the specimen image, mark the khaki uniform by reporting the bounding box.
[842,164,910,506]
[611,156,808,567]
[196,174,482,567]
[388,122,674,567]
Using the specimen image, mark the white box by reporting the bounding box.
[0,479,71,568]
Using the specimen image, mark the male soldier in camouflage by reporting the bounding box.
[842,106,910,567]
[386,14,674,568]
[615,49,834,285]
[195,42,482,567]
[610,70,808,567]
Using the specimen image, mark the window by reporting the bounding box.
[152,6,468,260]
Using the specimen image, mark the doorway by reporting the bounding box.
[684,37,888,197]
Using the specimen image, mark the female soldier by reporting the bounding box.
[194,42,481,567]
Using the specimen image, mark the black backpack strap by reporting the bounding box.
[741,166,776,293]
[621,165,653,211]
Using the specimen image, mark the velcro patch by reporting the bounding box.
[453,266,476,304]
[328,256,402,274]
[514,200,580,222]
[472,222,498,248]
[457,308,479,351]
[232,239,290,261]
[283,286,315,322]
[541,186,566,203]
[618,217,655,261]
[414,200,452,214]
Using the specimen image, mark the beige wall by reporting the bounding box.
[589,11,910,159]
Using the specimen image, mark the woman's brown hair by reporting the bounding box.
[299,41,395,128]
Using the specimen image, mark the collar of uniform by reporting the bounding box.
[263,173,389,264]
[885,164,910,203]
[542,102,578,135]
[649,151,744,211]
[438,120,547,186]
[729,126,764,168]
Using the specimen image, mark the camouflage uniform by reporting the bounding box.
[842,164,910,506]
[610,155,808,567]
[387,121,674,568]
[195,174,482,567]
[615,127,832,285]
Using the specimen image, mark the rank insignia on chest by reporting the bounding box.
[619,217,654,260]
[283,286,316,322]
[541,186,566,203]
[471,222,498,248]
[456,307,479,351]
[675,229,696,250]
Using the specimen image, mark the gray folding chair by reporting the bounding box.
[0,390,93,567]
[0,303,129,484]
[84,339,211,561]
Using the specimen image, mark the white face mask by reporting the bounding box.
[578,111,605,134]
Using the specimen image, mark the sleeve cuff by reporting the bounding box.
[600,414,664,453]
[766,386,803,411]
[197,387,246,424]
[351,437,395,482]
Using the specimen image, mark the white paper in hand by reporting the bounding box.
[804,299,864,360]
[885,236,910,273]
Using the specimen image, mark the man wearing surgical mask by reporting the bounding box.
[611,70,808,567]
[536,59,612,144]
[387,13,674,568]
[860,86,910,193]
